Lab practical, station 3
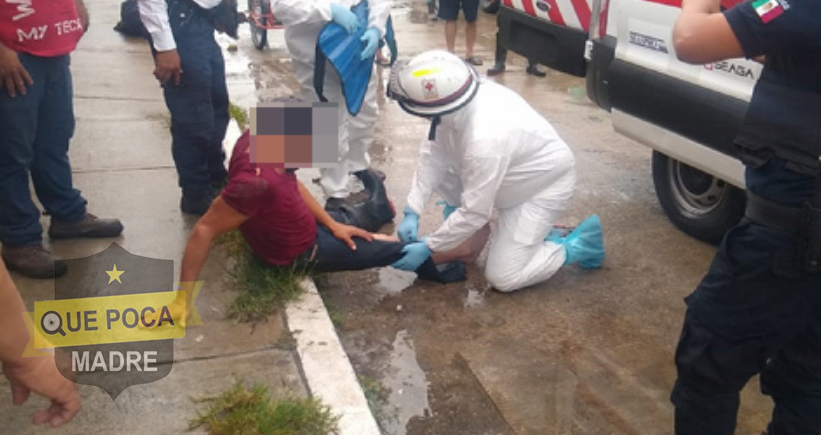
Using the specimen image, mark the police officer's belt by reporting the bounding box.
[744,192,803,234]
[167,0,239,39]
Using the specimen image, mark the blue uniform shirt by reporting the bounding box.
[724,0,821,207]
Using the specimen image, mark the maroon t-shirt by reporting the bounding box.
[221,132,317,266]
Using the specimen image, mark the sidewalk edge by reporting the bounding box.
[284,277,381,435]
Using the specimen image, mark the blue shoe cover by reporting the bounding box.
[562,214,604,269]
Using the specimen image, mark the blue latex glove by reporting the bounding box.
[436,200,457,221]
[330,3,359,34]
[397,207,420,242]
[392,241,433,271]
[360,27,381,60]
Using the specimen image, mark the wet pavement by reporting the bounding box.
[0,0,774,434]
[230,1,776,434]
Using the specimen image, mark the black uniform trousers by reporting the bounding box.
[672,218,821,435]
[159,0,230,201]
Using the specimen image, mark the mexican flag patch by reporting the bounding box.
[752,0,785,23]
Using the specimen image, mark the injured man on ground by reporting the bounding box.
[178,130,472,288]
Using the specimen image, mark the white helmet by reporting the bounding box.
[387,50,480,117]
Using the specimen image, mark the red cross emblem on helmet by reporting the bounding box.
[421,79,438,99]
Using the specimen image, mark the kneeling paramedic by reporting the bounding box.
[387,50,604,292]
[671,0,821,434]
[179,128,467,290]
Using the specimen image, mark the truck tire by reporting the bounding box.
[248,0,268,50]
[652,151,746,244]
[482,0,500,14]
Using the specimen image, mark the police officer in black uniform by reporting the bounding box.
[671,0,821,434]
[138,0,239,216]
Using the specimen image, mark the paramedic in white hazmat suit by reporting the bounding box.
[388,50,604,292]
[270,0,391,205]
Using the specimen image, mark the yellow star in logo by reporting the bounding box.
[106,264,125,284]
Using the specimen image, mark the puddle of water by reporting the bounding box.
[381,330,430,435]
[376,267,417,298]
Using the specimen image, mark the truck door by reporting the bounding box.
[496,0,597,76]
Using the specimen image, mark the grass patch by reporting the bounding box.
[189,382,338,435]
[229,102,249,129]
[216,230,310,322]
[357,374,392,424]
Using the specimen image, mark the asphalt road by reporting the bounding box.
[231,2,773,434]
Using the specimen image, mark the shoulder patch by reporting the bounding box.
[752,0,787,23]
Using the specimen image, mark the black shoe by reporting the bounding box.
[49,213,124,240]
[2,245,68,279]
[354,169,386,196]
[327,169,395,232]
[181,195,213,216]
[325,197,347,212]
[416,260,467,284]
[526,64,546,77]
[487,63,506,76]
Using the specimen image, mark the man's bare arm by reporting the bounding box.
[0,263,81,427]
[674,0,745,63]
[180,197,248,283]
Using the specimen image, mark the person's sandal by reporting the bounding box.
[465,56,483,66]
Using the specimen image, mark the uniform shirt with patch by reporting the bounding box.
[724,0,821,206]
[221,132,317,266]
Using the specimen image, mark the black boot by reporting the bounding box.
[325,197,347,211]
[327,169,395,232]
[181,195,213,216]
[487,63,506,76]
[526,63,546,77]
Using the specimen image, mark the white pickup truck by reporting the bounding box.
[491,0,758,243]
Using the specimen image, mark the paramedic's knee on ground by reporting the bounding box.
[431,224,490,264]
[484,168,575,292]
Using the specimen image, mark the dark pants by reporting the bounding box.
[672,219,821,435]
[161,0,230,201]
[493,25,536,67]
[0,54,86,247]
[307,224,450,282]
[310,224,406,273]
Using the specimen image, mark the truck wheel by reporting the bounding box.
[248,0,268,50]
[652,151,745,244]
[482,0,500,14]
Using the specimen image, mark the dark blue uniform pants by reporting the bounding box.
[162,0,229,201]
[0,54,86,247]
[672,219,821,435]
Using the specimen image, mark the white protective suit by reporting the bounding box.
[270,0,391,198]
[407,81,577,292]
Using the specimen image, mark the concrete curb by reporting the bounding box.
[285,278,381,435]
